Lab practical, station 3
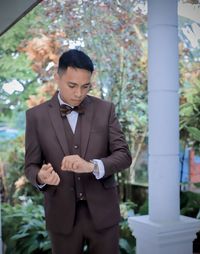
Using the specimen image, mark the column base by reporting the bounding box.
[128,215,200,254]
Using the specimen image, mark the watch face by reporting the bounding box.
[90,160,99,174]
[93,162,99,174]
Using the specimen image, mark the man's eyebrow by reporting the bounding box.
[68,82,91,86]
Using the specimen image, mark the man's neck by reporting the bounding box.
[57,92,74,108]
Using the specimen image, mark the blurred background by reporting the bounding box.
[0,0,200,253]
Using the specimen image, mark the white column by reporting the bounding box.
[128,0,200,253]
[148,0,180,223]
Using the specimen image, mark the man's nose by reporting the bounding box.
[75,88,82,97]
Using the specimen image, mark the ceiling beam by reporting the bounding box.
[0,0,42,37]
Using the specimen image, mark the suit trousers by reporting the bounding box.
[49,200,120,254]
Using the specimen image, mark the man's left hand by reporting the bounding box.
[61,155,94,173]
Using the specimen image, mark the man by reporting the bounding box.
[25,49,132,254]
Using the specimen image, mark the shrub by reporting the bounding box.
[2,199,51,254]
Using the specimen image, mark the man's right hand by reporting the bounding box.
[37,163,60,186]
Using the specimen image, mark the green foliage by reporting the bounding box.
[1,1,200,254]
[2,200,137,254]
[1,135,43,205]
[180,191,200,218]
[187,127,200,142]
[1,136,25,196]
[0,4,47,52]
[41,0,148,163]
[119,201,137,254]
[0,53,35,81]
[2,200,51,254]
[137,191,200,218]
[180,78,200,151]
[0,4,47,119]
[138,199,148,215]
[119,238,135,254]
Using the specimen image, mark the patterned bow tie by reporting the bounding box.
[60,104,84,117]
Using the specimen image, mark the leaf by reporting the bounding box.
[180,104,193,117]
[11,233,29,240]
[119,238,133,253]
[187,127,200,142]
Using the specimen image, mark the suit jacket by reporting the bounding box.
[25,92,132,234]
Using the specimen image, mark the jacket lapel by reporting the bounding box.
[48,92,70,155]
[80,96,94,158]
[47,92,94,158]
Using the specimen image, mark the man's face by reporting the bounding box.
[55,67,92,106]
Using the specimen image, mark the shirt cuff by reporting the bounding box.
[92,159,105,179]
[37,183,46,189]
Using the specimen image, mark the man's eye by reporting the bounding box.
[68,84,75,88]
[83,85,90,89]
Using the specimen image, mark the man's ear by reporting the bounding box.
[54,73,61,91]
[54,72,59,82]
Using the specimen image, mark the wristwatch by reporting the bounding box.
[90,160,99,175]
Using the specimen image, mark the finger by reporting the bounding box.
[68,161,74,170]
[40,167,54,182]
[38,168,50,181]
[42,163,53,173]
[72,161,79,170]
[61,160,72,170]
[53,175,60,185]
[48,172,60,185]
[65,161,78,171]
[41,170,53,181]
[61,158,65,170]
[46,172,56,183]
[61,155,76,170]
[46,168,54,176]
[52,174,60,185]
[61,156,72,168]
[61,158,69,170]
[42,163,51,169]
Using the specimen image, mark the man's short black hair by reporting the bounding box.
[58,49,94,75]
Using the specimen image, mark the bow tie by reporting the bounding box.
[60,104,84,117]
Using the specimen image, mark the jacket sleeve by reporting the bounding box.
[24,109,44,187]
[101,103,132,178]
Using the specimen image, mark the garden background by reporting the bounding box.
[0,0,200,253]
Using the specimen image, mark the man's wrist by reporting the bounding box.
[90,160,99,174]
[88,162,94,172]
[37,174,44,185]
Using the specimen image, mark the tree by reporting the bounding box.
[0,5,48,125]
[20,0,148,187]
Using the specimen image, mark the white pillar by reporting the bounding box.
[148,0,180,223]
[128,0,200,253]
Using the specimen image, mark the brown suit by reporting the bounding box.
[25,92,132,235]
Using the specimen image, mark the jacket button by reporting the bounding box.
[74,145,78,149]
